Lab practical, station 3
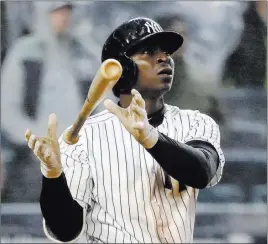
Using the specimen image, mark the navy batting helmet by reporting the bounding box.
[101,17,183,97]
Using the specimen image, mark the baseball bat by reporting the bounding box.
[63,59,122,144]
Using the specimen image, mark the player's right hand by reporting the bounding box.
[104,89,159,149]
[25,113,62,178]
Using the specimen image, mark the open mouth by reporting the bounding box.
[158,68,173,76]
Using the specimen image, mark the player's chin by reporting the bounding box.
[158,76,173,90]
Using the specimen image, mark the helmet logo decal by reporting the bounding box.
[144,21,162,34]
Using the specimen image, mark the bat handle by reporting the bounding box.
[63,101,92,144]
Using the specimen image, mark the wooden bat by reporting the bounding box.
[63,59,122,144]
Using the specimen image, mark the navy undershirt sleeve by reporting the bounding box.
[146,132,219,189]
[40,174,84,242]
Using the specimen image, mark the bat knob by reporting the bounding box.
[101,59,123,81]
[63,128,79,145]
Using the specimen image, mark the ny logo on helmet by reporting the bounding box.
[144,21,162,34]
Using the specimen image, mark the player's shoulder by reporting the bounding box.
[165,104,216,123]
[84,109,116,126]
[165,104,197,117]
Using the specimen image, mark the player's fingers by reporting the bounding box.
[47,113,58,140]
[25,129,32,142]
[33,140,43,157]
[38,148,52,164]
[28,135,47,150]
[131,104,146,120]
[43,148,52,162]
[104,99,125,120]
[132,89,145,109]
[131,89,140,96]
[28,134,38,150]
[135,95,145,109]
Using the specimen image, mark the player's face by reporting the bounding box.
[130,44,175,99]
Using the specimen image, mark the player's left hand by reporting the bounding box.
[104,89,159,148]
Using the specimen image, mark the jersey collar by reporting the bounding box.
[148,105,166,127]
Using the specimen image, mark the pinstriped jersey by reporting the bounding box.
[43,104,225,243]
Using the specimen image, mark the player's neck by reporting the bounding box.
[144,97,164,117]
[119,94,164,117]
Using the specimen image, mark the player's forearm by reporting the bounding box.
[40,173,84,242]
[146,132,219,189]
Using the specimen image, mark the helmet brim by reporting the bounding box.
[126,31,184,56]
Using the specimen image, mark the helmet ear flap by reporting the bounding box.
[112,53,138,97]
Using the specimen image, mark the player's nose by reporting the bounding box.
[156,52,171,65]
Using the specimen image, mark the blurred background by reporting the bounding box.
[1,1,267,243]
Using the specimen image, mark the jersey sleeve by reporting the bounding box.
[183,111,225,187]
[58,128,93,209]
[43,127,93,243]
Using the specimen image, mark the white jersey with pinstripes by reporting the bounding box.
[43,104,225,243]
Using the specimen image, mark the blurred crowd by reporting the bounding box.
[1,1,267,203]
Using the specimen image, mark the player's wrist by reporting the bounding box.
[140,125,159,149]
[40,162,63,179]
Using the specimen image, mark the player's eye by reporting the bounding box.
[140,48,153,55]
[163,51,171,56]
[135,46,169,56]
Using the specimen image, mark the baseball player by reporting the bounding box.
[25,17,225,243]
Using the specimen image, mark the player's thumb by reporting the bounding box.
[104,99,123,118]
[47,113,58,139]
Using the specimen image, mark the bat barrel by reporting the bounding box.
[101,59,123,81]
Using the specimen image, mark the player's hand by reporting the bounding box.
[25,113,62,178]
[104,89,159,148]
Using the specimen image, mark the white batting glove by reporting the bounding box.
[25,114,62,178]
[104,89,159,149]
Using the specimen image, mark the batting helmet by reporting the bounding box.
[101,17,184,97]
